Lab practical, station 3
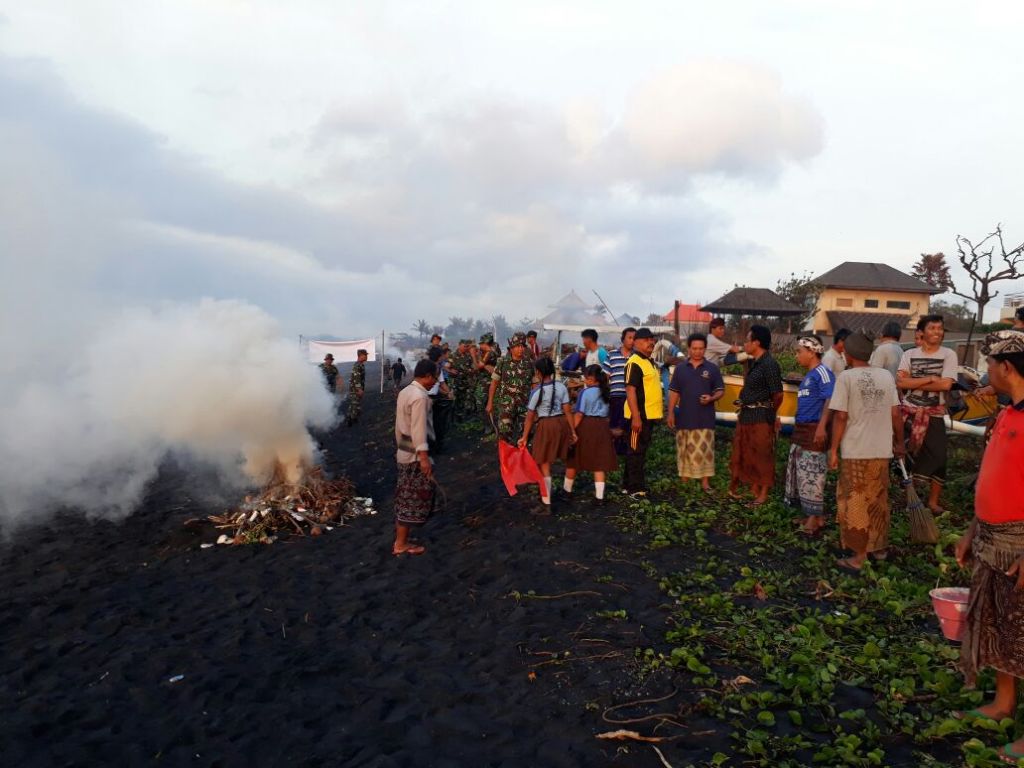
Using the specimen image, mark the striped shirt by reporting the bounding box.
[603,348,630,397]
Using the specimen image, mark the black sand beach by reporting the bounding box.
[0,382,692,767]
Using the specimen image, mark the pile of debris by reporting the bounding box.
[201,465,376,546]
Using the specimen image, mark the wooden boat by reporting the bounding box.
[714,374,997,435]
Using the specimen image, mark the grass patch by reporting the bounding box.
[613,426,1013,766]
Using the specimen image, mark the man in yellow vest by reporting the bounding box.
[623,328,663,497]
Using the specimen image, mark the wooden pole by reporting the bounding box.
[673,300,680,338]
[380,329,385,393]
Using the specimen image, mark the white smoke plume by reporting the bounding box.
[0,299,337,529]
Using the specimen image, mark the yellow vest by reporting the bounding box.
[623,353,663,420]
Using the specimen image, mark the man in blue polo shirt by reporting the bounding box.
[667,333,725,492]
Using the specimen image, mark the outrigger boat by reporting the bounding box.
[713,373,996,437]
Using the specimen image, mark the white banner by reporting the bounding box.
[307,338,377,364]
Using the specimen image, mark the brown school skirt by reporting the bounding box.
[568,416,619,473]
[729,421,776,487]
[531,416,573,465]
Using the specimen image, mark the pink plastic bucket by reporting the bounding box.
[930,587,970,642]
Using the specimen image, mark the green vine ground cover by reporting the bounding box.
[610,426,1018,767]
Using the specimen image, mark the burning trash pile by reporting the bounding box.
[200,466,377,546]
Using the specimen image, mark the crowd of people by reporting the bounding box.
[311,308,1024,761]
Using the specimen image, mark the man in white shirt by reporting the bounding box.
[392,360,439,556]
[897,314,958,513]
[822,328,851,378]
[705,318,741,367]
[581,328,609,367]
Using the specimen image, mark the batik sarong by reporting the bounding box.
[394,462,435,526]
[961,521,1024,687]
[784,444,827,517]
[676,428,715,479]
[836,458,890,553]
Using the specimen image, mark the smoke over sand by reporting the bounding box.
[0,299,337,529]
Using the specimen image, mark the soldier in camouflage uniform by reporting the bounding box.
[346,349,368,427]
[475,333,499,414]
[448,339,476,421]
[487,332,535,443]
[319,354,339,393]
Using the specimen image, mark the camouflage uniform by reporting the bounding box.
[490,333,534,443]
[347,358,366,425]
[449,340,476,420]
[475,334,499,413]
[319,362,339,392]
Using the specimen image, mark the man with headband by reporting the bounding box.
[785,335,835,536]
[954,330,1024,762]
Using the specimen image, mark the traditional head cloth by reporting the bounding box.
[982,329,1024,357]
[479,333,494,344]
[797,336,824,355]
[844,331,874,362]
[508,332,527,347]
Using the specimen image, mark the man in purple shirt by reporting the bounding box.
[667,333,725,491]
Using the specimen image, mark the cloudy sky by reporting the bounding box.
[2,0,1023,345]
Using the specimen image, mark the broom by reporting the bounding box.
[897,458,939,544]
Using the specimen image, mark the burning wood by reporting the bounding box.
[205,465,373,545]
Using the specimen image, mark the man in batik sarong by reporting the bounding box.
[828,331,904,572]
[667,333,724,492]
[486,332,534,443]
[954,329,1024,763]
[346,349,368,427]
[785,336,834,536]
[728,325,783,505]
[392,359,439,556]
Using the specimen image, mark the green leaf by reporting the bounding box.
[757,710,776,726]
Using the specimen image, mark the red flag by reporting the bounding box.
[498,439,545,497]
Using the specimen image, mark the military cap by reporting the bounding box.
[509,331,527,347]
[480,333,494,344]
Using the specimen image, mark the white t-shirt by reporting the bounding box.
[830,367,900,459]
[584,347,609,368]
[822,347,847,378]
[897,346,959,408]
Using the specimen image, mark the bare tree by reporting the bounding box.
[951,225,1024,322]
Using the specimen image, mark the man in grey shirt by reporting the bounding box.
[869,321,904,380]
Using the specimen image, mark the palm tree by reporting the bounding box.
[413,319,431,344]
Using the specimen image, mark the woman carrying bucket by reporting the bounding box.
[954,329,1024,764]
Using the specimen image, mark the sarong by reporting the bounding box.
[836,458,890,553]
[568,416,618,473]
[906,416,947,485]
[784,444,828,516]
[394,462,435,526]
[675,428,715,479]
[960,521,1024,686]
[531,417,572,465]
[729,422,775,487]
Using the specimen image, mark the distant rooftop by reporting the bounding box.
[701,287,804,317]
[812,262,940,294]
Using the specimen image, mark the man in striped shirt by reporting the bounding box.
[603,327,636,455]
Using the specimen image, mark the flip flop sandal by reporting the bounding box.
[392,545,426,556]
[835,558,863,574]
